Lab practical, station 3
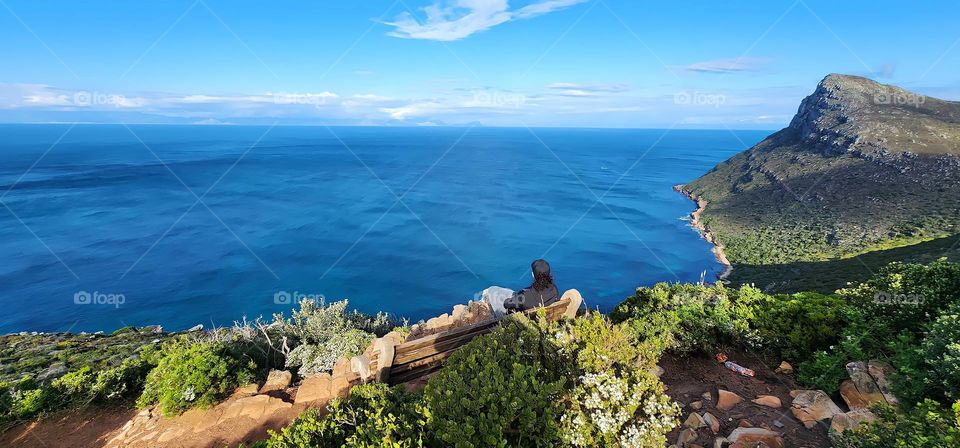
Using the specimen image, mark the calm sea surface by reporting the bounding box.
[0,125,768,333]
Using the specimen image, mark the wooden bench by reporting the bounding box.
[350,289,584,385]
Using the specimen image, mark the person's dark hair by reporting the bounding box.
[531,259,554,291]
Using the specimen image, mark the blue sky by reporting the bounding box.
[1,0,958,128]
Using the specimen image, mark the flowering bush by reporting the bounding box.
[559,371,679,448]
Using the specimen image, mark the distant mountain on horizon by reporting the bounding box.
[681,74,960,290]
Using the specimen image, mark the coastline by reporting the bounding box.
[674,184,733,280]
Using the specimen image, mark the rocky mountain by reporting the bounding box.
[680,74,960,285]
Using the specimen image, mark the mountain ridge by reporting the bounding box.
[680,74,960,288]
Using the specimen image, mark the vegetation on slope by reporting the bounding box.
[255,258,960,447]
[682,74,960,275]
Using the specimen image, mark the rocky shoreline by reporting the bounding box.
[674,184,733,280]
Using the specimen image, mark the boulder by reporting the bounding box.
[678,428,698,445]
[774,361,793,375]
[332,357,351,377]
[703,412,721,433]
[830,409,878,434]
[717,389,743,411]
[791,390,843,426]
[259,369,293,394]
[727,427,784,448]
[867,360,898,405]
[37,363,68,382]
[844,362,887,408]
[231,383,259,398]
[751,395,782,408]
[295,373,331,404]
[685,412,707,429]
[650,365,666,378]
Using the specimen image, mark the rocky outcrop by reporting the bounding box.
[790,390,844,428]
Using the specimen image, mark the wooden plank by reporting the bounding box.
[393,325,496,365]
[393,298,571,356]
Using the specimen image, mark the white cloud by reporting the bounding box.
[683,57,772,74]
[546,82,629,97]
[383,0,588,41]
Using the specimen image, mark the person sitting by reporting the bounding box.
[503,259,559,312]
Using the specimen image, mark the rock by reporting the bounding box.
[717,390,743,411]
[867,360,898,405]
[751,395,782,408]
[844,361,887,408]
[703,412,721,433]
[330,372,359,399]
[773,420,784,428]
[221,394,292,422]
[839,380,873,410]
[650,365,665,378]
[790,390,843,426]
[187,324,203,332]
[774,361,793,374]
[727,427,784,448]
[789,390,802,398]
[678,428,698,445]
[332,357,351,377]
[738,420,752,428]
[295,373,332,404]
[37,363,68,382]
[382,330,407,346]
[690,400,704,410]
[713,437,729,448]
[259,369,293,394]
[702,391,713,401]
[232,383,259,398]
[685,412,707,429]
[830,409,877,434]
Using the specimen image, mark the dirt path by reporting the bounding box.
[660,349,831,447]
[0,406,136,448]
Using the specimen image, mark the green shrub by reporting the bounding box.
[264,383,426,448]
[137,340,256,415]
[838,258,960,335]
[611,283,758,354]
[0,377,56,421]
[268,300,387,376]
[831,400,960,448]
[890,304,960,405]
[922,305,960,402]
[753,292,848,364]
[796,307,878,393]
[424,315,567,448]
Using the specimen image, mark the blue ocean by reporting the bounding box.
[0,125,768,333]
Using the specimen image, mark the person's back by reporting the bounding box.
[504,259,559,312]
